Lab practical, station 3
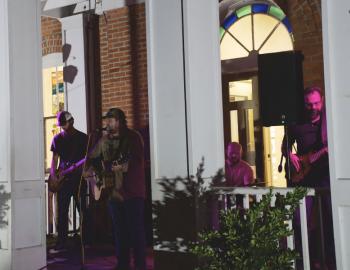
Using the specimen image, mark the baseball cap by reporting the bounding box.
[57,111,73,126]
[103,108,126,121]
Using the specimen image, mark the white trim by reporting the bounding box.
[95,0,145,15]
[44,0,86,11]
[0,0,11,184]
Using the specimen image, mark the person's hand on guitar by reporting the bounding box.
[112,161,128,173]
[82,168,95,179]
[290,152,301,172]
[112,164,123,172]
[49,171,58,182]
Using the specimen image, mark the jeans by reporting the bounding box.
[108,198,146,270]
[56,175,86,246]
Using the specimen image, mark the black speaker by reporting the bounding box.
[258,51,304,126]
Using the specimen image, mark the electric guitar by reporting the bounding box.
[48,158,86,193]
[290,146,328,183]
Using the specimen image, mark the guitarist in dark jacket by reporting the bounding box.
[282,86,329,188]
[50,111,88,250]
[87,108,146,270]
[282,87,335,269]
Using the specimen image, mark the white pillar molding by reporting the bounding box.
[60,14,87,133]
[182,0,224,178]
[322,0,350,269]
[146,1,224,268]
[146,0,224,198]
[146,0,188,199]
[0,0,46,269]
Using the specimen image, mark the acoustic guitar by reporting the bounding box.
[290,146,328,183]
[85,154,129,201]
[48,158,86,193]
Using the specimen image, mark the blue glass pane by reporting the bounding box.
[252,4,269,14]
[58,83,64,93]
[222,14,238,29]
[282,17,293,33]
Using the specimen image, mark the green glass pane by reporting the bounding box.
[236,5,251,18]
[220,27,225,40]
[269,6,285,21]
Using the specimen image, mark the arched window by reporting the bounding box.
[220,1,293,187]
[220,2,294,60]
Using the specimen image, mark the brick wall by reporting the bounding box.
[41,1,324,127]
[41,17,62,56]
[99,4,148,129]
[286,0,325,91]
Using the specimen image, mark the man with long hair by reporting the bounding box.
[88,108,146,270]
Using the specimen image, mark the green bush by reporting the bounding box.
[191,187,308,270]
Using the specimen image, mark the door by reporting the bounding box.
[222,73,287,186]
[222,73,262,181]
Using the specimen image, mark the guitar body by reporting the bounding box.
[86,156,129,201]
[48,171,66,193]
[47,158,86,193]
[93,173,113,201]
[290,154,312,183]
[289,147,327,184]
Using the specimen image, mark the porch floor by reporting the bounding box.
[45,244,154,270]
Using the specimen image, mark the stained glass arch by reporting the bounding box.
[220,1,294,60]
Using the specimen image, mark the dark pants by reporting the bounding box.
[108,198,146,270]
[56,175,86,247]
[294,194,336,270]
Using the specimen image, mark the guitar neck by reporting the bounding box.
[309,147,328,164]
[61,157,86,176]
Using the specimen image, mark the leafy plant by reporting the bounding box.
[152,160,225,252]
[191,187,308,270]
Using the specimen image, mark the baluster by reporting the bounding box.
[243,194,250,209]
[300,196,311,270]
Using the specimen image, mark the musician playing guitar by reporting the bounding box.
[281,87,335,269]
[49,111,88,251]
[282,87,329,187]
[86,108,146,270]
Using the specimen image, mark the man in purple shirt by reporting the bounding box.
[225,142,254,187]
[88,108,146,270]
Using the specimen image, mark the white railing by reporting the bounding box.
[211,186,318,270]
[45,181,83,236]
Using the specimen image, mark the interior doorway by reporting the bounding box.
[222,72,286,187]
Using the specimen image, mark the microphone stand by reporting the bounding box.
[77,129,100,269]
[282,114,292,184]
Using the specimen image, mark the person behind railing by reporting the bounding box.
[211,142,254,229]
[225,142,254,187]
[282,86,335,270]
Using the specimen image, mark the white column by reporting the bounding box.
[60,14,87,133]
[183,0,224,177]
[146,0,223,268]
[322,0,350,269]
[146,0,224,197]
[0,0,46,269]
[146,0,188,200]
